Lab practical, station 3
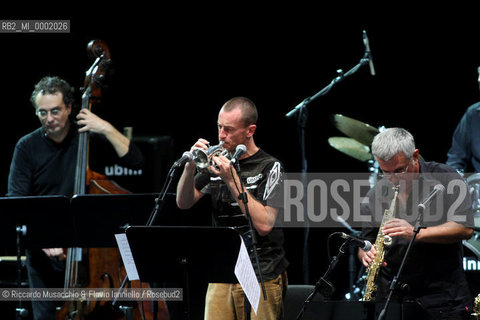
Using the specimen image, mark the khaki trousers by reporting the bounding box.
[204,271,288,320]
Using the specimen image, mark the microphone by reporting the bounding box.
[418,184,445,212]
[172,151,193,168]
[230,144,247,165]
[362,30,376,76]
[340,232,372,252]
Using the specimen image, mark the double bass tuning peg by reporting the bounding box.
[87,39,110,59]
[83,40,113,94]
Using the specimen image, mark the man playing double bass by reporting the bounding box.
[7,76,144,320]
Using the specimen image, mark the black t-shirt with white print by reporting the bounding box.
[195,148,288,281]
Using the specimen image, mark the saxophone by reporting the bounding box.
[362,185,399,301]
[472,293,480,319]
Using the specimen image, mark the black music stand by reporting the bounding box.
[125,226,242,320]
[0,195,74,249]
[0,195,74,319]
[70,193,184,320]
[70,193,183,247]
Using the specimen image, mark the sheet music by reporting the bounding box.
[234,236,260,314]
[115,233,140,281]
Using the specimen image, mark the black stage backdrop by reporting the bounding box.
[2,6,480,308]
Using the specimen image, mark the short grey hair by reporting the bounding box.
[371,127,415,161]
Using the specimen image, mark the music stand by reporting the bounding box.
[0,195,74,319]
[125,226,241,319]
[69,193,185,319]
[0,195,74,249]
[70,193,182,247]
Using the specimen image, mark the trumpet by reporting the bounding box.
[192,141,231,172]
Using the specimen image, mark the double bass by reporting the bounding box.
[56,40,169,320]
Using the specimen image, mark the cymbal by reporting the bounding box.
[331,114,379,146]
[328,137,372,162]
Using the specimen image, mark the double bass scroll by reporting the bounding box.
[75,39,127,196]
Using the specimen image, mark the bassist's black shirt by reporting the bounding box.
[7,125,143,197]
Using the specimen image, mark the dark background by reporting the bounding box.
[2,6,480,317]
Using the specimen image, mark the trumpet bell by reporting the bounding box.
[192,148,209,170]
[192,143,231,172]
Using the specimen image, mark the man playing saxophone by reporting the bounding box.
[358,128,474,320]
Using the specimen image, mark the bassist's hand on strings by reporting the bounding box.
[76,109,112,134]
[76,108,130,157]
[42,248,66,261]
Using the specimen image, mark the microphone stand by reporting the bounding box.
[376,206,426,320]
[15,225,29,319]
[335,216,361,300]
[295,239,350,320]
[285,48,371,119]
[231,161,267,320]
[286,37,372,284]
[146,165,177,226]
[112,163,179,319]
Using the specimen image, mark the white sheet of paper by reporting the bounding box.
[234,236,260,315]
[115,233,140,281]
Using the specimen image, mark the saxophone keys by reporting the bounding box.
[384,235,392,246]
